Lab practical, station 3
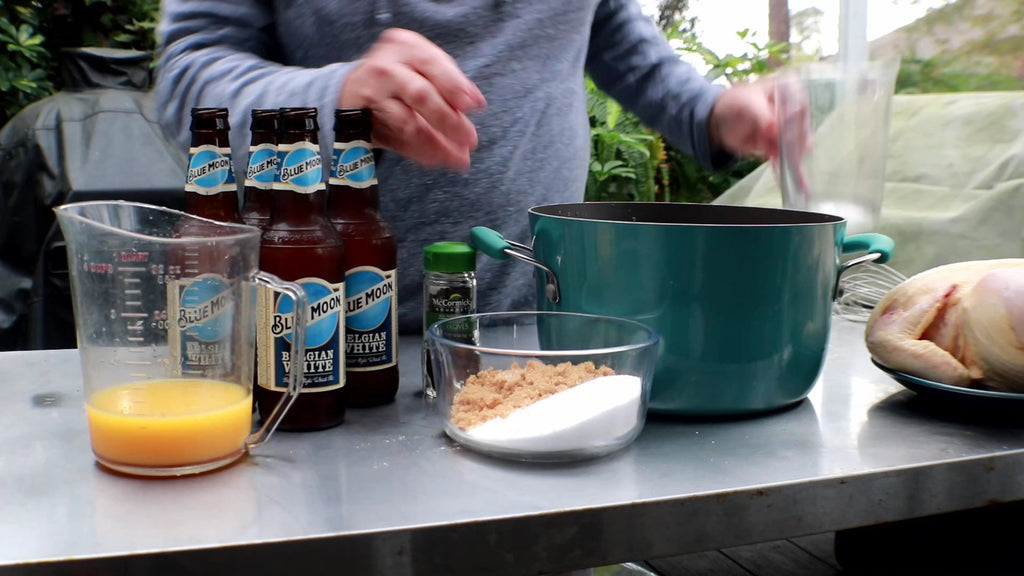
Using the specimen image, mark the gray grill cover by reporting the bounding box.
[0,48,187,350]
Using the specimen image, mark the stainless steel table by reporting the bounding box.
[3,318,1022,575]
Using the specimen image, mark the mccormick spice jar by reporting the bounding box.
[422,241,477,398]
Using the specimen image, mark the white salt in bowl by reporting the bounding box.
[426,311,660,462]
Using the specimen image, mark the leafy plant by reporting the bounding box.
[0,0,160,125]
[662,27,788,203]
[586,77,663,202]
[0,2,53,122]
[668,27,789,85]
[48,0,159,51]
[583,23,786,204]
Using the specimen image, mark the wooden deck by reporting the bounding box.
[621,503,1024,576]
[640,532,842,576]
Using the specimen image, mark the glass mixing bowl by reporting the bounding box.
[427,311,660,462]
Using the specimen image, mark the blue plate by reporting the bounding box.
[872,359,1024,412]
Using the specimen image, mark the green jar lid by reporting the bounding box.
[423,241,476,273]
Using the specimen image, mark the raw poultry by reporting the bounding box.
[865,259,1024,393]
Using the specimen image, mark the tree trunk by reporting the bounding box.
[768,0,790,69]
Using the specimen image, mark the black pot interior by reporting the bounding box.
[531,202,843,225]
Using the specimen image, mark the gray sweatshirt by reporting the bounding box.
[156,0,726,333]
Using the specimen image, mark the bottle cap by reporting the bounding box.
[423,242,476,273]
[190,107,230,131]
[277,107,319,132]
[334,108,372,132]
[250,109,279,132]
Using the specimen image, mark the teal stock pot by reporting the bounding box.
[472,202,894,416]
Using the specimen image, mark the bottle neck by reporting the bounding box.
[327,185,382,221]
[243,133,276,211]
[191,130,229,148]
[271,127,330,228]
[185,190,242,223]
[186,128,240,223]
[240,187,273,230]
[270,188,329,228]
[242,187,273,208]
[328,132,381,222]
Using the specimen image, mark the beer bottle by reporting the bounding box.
[173,107,241,379]
[184,107,241,224]
[255,107,347,430]
[241,109,278,229]
[327,108,399,406]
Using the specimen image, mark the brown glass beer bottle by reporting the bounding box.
[173,107,241,379]
[255,107,347,430]
[241,109,278,230]
[327,108,399,406]
[184,107,241,224]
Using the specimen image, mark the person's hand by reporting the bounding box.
[708,79,778,159]
[339,28,487,172]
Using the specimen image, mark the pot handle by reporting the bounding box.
[834,232,895,300]
[840,232,894,271]
[470,226,561,304]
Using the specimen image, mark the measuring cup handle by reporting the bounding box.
[246,271,308,450]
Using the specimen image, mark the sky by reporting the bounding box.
[641,0,953,71]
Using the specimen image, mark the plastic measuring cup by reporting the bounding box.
[54,200,308,477]
[774,59,899,234]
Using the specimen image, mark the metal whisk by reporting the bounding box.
[834,262,907,321]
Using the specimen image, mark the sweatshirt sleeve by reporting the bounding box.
[585,0,733,169]
[155,0,354,163]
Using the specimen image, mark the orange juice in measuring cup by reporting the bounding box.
[55,201,310,477]
[86,379,252,468]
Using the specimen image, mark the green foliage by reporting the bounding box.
[895,56,1022,94]
[0,0,160,125]
[668,27,789,85]
[57,0,160,50]
[663,28,787,203]
[584,24,783,204]
[654,0,694,37]
[0,2,53,123]
[586,77,661,202]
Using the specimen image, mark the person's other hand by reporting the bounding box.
[339,28,487,172]
[708,79,778,159]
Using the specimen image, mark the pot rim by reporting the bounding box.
[529,202,845,227]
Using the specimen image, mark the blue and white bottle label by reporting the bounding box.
[186,144,236,195]
[275,141,325,195]
[344,266,397,371]
[245,143,278,190]
[168,273,235,377]
[329,140,377,189]
[257,277,345,392]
